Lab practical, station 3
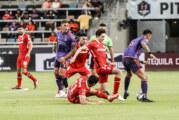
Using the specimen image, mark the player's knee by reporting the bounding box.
[116,69,122,77]
[59,73,65,78]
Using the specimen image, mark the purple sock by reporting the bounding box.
[62,76,68,88]
[56,75,63,90]
[141,79,148,98]
[124,75,131,93]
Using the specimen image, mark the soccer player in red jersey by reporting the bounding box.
[67,75,119,104]
[12,26,38,89]
[65,33,91,78]
[71,29,124,101]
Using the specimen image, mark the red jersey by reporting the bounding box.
[68,76,91,99]
[71,42,89,68]
[17,33,32,58]
[3,14,12,20]
[85,40,106,68]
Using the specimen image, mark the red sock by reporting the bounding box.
[25,71,37,82]
[95,89,109,99]
[113,77,121,94]
[17,73,22,86]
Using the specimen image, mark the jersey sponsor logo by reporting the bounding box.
[107,67,111,70]
[82,89,86,92]
[97,49,106,51]
[64,37,67,41]
[23,61,27,67]
[17,41,23,44]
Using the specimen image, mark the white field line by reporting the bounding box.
[0,88,29,93]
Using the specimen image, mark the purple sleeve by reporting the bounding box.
[140,38,148,44]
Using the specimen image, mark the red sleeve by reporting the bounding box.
[85,42,95,50]
[25,34,32,42]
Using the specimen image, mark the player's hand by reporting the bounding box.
[150,54,157,61]
[86,59,89,65]
[25,53,30,58]
[96,101,104,104]
[70,58,75,64]
[142,61,148,65]
[110,63,116,67]
[58,57,65,63]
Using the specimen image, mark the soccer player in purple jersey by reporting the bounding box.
[122,29,157,102]
[54,20,77,98]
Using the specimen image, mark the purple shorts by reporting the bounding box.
[122,57,142,74]
[54,59,70,69]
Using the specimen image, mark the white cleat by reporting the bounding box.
[34,80,39,89]
[55,91,65,98]
[118,94,125,101]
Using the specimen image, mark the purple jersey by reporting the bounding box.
[55,31,76,60]
[123,36,149,59]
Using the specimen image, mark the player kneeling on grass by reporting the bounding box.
[67,75,119,104]
[12,26,38,89]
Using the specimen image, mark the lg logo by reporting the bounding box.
[0,57,4,66]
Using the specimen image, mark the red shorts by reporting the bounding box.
[16,57,30,69]
[96,65,114,83]
[65,65,91,78]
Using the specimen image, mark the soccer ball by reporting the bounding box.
[136,91,143,101]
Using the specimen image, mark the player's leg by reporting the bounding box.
[12,67,22,89]
[65,65,78,78]
[135,69,153,102]
[111,67,122,94]
[54,67,64,97]
[99,82,108,93]
[124,70,132,99]
[89,88,119,102]
[79,66,91,78]
[21,68,38,89]
[59,67,68,97]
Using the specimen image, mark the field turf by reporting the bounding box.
[0,72,179,120]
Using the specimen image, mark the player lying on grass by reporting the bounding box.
[67,75,119,104]
[70,29,124,101]
[12,26,38,89]
[122,29,157,102]
[65,33,91,78]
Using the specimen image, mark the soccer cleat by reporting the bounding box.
[109,94,119,102]
[63,94,67,98]
[12,85,22,89]
[55,91,65,98]
[34,80,39,89]
[118,94,125,101]
[141,98,155,102]
[124,92,129,99]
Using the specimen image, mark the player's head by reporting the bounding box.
[143,29,152,41]
[98,23,106,32]
[79,33,88,46]
[18,26,25,35]
[87,75,99,87]
[96,29,106,42]
[61,20,69,33]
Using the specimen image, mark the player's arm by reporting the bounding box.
[106,59,116,67]
[139,59,148,64]
[26,41,33,58]
[58,45,77,62]
[70,45,87,64]
[108,46,115,63]
[141,41,157,60]
[79,95,104,105]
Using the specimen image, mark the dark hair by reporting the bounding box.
[79,33,87,37]
[61,20,69,24]
[99,23,106,27]
[143,29,152,35]
[88,75,99,84]
[96,29,106,37]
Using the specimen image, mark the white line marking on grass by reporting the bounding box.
[0,88,29,93]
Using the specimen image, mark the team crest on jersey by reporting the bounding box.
[64,37,67,41]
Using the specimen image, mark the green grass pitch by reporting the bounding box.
[0,72,179,120]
